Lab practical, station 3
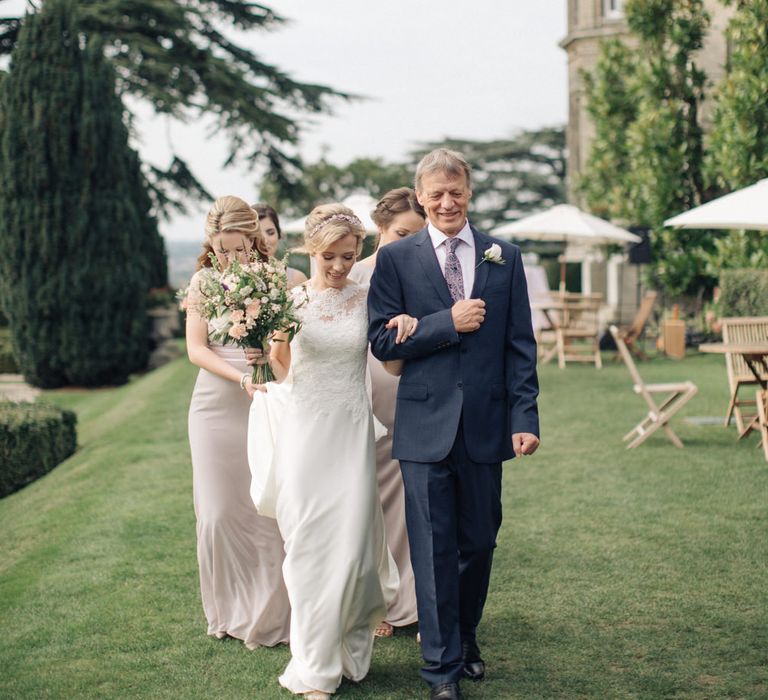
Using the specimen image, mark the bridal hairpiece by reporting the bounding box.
[309,214,363,237]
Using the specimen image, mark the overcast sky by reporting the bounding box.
[7,0,569,239]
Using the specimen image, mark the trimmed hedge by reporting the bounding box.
[719,269,768,318]
[0,401,77,497]
[0,328,18,373]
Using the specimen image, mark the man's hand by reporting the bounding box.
[451,299,486,333]
[513,432,539,457]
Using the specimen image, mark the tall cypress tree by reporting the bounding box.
[0,0,155,387]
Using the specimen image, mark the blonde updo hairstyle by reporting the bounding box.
[196,195,269,270]
[302,203,366,257]
[370,187,425,250]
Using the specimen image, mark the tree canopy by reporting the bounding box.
[260,128,567,233]
[707,0,768,190]
[581,0,718,297]
[582,0,768,296]
[259,156,413,220]
[704,0,768,273]
[0,0,351,214]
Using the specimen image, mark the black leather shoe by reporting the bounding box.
[461,641,485,682]
[431,682,461,700]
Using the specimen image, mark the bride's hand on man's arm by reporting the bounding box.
[386,314,418,344]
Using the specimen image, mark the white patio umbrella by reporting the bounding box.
[664,178,768,231]
[281,192,379,235]
[492,204,641,291]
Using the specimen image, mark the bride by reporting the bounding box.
[248,203,414,698]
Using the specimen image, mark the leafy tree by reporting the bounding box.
[582,0,717,297]
[624,0,710,224]
[707,0,768,189]
[0,1,351,214]
[259,156,412,220]
[264,128,567,232]
[0,0,155,387]
[579,40,638,220]
[702,0,768,275]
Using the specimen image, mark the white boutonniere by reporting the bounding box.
[477,243,505,267]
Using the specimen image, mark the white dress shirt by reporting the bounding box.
[428,219,476,298]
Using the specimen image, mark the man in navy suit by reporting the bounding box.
[368,148,540,700]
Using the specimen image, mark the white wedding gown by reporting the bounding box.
[248,282,398,695]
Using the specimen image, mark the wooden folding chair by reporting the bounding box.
[609,325,698,448]
[721,317,768,434]
[757,390,768,462]
[616,290,657,360]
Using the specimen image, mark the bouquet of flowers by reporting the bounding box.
[186,254,303,384]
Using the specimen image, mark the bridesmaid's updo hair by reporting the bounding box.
[196,195,268,269]
[303,203,366,256]
[370,187,425,249]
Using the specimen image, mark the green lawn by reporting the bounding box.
[1,352,766,699]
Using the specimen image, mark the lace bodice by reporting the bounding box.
[288,283,370,424]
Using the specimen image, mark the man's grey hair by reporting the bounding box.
[414,148,472,192]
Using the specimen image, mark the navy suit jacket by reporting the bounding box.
[368,225,540,464]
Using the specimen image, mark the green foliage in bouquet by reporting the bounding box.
[0,0,166,387]
[0,401,77,498]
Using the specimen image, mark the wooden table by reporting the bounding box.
[698,342,768,386]
[533,296,602,369]
[699,342,768,446]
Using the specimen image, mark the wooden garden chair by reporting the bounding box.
[615,290,657,360]
[721,316,768,435]
[757,390,768,462]
[609,325,698,449]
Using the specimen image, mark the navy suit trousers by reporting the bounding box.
[400,422,502,688]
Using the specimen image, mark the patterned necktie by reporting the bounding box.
[444,237,465,303]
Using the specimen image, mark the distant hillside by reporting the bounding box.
[166,239,202,289]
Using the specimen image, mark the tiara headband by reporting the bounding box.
[309,213,363,237]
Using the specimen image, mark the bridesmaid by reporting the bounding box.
[348,187,426,637]
[252,202,308,288]
[186,195,290,649]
